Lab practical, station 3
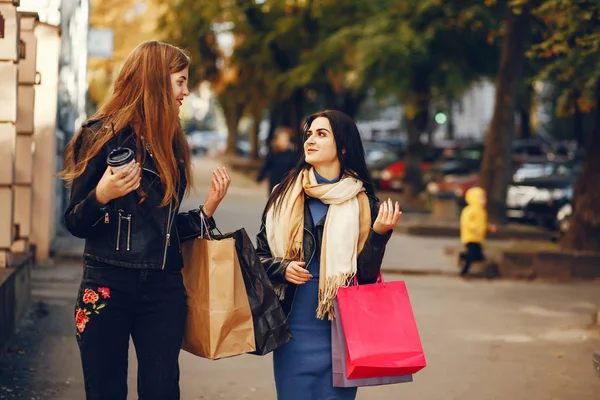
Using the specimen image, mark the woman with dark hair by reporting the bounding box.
[256,110,402,399]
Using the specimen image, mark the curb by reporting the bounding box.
[394,223,554,241]
[382,267,457,277]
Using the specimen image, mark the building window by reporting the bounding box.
[19,40,26,59]
[0,12,5,39]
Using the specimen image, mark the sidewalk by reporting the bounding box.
[3,258,600,400]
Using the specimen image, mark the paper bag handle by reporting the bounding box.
[198,208,223,239]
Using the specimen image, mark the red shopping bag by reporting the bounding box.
[336,274,426,379]
[332,300,414,387]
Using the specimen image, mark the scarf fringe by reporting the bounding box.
[316,272,356,320]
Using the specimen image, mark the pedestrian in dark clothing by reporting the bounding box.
[257,127,298,193]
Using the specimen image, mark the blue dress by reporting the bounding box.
[273,172,357,400]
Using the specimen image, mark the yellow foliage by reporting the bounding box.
[88,0,164,106]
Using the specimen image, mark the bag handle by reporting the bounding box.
[198,209,223,240]
[352,272,385,287]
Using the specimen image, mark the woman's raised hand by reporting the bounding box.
[373,198,402,235]
[202,166,231,218]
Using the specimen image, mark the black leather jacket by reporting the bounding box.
[256,194,392,316]
[64,120,215,269]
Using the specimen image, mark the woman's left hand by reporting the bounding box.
[202,167,231,218]
[373,199,402,235]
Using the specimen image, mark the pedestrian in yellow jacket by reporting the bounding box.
[459,187,496,276]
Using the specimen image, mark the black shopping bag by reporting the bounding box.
[212,228,292,355]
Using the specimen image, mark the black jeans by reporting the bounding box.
[460,242,485,276]
[75,265,187,400]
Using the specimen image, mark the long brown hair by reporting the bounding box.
[60,41,192,207]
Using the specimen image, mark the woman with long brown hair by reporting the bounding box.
[61,41,231,400]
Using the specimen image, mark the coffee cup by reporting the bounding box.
[107,148,140,190]
[107,147,135,174]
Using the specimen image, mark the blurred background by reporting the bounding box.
[83,0,598,250]
[1,1,600,398]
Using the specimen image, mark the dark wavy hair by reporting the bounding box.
[265,109,375,214]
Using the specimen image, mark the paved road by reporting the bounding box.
[2,156,599,400]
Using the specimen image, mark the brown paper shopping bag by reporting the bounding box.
[181,235,256,359]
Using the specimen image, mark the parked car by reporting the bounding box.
[506,161,580,230]
[426,173,480,203]
[511,137,553,161]
[236,138,269,158]
[425,139,563,204]
[424,142,485,184]
[363,140,402,168]
[187,130,224,156]
[372,145,448,191]
[512,158,575,182]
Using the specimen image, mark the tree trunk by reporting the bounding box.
[404,113,426,199]
[561,90,600,252]
[517,82,533,138]
[403,96,429,198]
[427,119,435,145]
[341,91,367,119]
[290,88,304,136]
[222,97,244,156]
[281,89,305,147]
[403,66,431,199]
[573,101,584,149]
[249,110,261,160]
[479,8,531,224]
[266,103,280,147]
[446,98,455,140]
[518,109,531,139]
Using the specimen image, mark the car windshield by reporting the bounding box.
[554,161,582,176]
[449,146,484,161]
[513,163,554,181]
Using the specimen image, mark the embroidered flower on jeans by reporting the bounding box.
[75,308,89,333]
[75,286,109,338]
[98,287,111,299]
[82,288,100,304]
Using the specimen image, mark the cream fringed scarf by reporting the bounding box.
[265,167,371,320]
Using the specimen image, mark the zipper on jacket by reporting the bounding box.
[143,167,160,178]
[92,211,109,227]
[142,165,177,269]
[124,214,132,251]
[116,209,123,251]
[161,202,174,270]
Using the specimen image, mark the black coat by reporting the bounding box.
[256,193,392,317]
[64,120,215,269]
[256,149,298,191]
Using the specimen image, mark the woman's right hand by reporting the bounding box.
[284,261,312,284]
[95,160,142,205]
